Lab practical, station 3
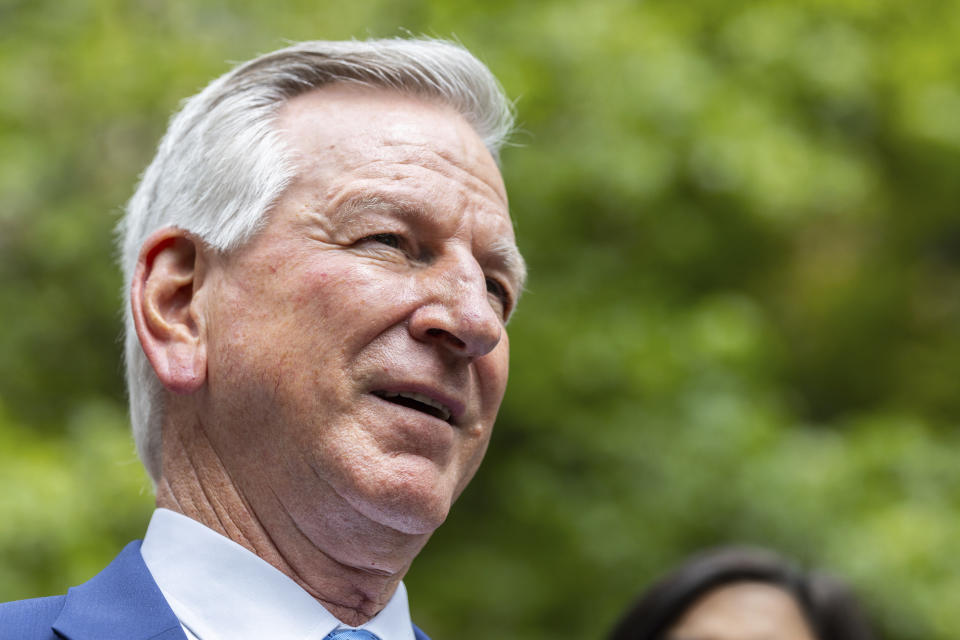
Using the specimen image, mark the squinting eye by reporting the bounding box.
[368,233,401,248]
[485,277,510,315]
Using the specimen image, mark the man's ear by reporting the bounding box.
[131,228,208,394]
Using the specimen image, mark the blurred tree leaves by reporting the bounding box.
[3,1,960,639]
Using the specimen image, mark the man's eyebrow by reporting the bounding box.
[330,193,426,223]
[488,237,527,294]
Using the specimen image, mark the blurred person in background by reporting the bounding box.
[608,546,875,640]
[0,37,524,640]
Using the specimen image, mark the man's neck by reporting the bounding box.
[155,419,430,626]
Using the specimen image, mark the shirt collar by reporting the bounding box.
[141,508,415,640]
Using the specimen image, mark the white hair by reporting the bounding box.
[118,38,516,484]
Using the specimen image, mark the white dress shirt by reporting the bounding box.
[140,508,415,640]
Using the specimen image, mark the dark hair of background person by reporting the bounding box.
[607,546,876,640]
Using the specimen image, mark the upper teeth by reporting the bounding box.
[382,391,452,422]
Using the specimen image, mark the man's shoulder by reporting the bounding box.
[0,594,66,640]
[0,541,185,640]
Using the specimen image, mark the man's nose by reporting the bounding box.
[408,256,503,359]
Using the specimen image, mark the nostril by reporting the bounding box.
[426,327,466,350]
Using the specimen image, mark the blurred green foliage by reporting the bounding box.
[3,1,960,638]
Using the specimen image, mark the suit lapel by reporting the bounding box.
[413,624,431,640]
[52,541,186,640]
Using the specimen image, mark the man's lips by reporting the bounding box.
[371,386,464,425]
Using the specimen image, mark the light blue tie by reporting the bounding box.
[323,629,381,640]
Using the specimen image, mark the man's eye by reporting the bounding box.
[486,277,511,316]
[366,233,401,248]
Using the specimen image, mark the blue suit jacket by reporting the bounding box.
[0,541,430,640]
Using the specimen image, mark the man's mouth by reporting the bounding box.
[373,390,453,424]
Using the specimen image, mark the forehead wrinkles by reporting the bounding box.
[337,139,507,205]
[278,90,505,195]
[280,136,508,226]
[317,138,510,227]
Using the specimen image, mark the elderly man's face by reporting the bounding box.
[197,85,521,542]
